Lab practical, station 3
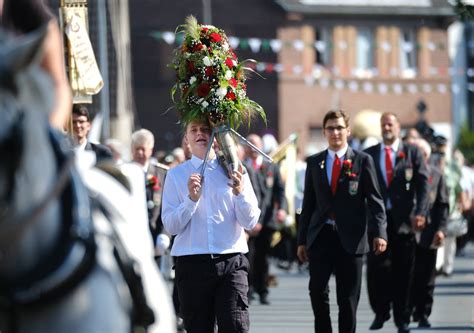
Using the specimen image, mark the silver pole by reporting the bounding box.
[202,0,212,25]
[97,0,110,139]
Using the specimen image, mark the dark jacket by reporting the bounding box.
[365,142,430,233]
[298,147,387,255]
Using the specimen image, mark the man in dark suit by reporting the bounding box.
[297,110,387,333]
[72,104,113,162]
[245,133,287,305]
[365,112,429,333]
[410,139,448,328]
[131,129,168,249]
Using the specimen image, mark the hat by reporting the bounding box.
[170,16,265,129]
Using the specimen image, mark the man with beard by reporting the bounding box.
[365,112,429,333]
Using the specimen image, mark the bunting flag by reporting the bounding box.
[150,30,453,53]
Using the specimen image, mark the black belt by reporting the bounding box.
[178,253,241,261]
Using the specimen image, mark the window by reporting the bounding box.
[315,28,332,67]
[355,28,374,78]
[399,29,417,78]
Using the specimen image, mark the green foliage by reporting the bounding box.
[452,1,474,21]
[457,126,474,165]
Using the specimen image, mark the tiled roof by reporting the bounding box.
[275,0,455,16]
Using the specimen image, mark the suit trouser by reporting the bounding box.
[367,226,416,327]
[410,245,437,319]
[175,253,250,333]
[308,225,363,333]
[250,226,274,297]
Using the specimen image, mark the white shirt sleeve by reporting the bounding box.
[233,172,260,230]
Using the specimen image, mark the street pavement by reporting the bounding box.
[249,244,474,333]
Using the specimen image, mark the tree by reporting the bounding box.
[457,126,474,165]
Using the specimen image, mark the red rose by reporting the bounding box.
[343,159,352,169]
[201,27,209,33]
[147,175,160,191]
[197,82,211,97]
[228,78,238,88]
[226,91,236,100]
[241,83,247,91]
[192,43,204,52]
[225,57,235,68]
[350,172,357,179]
[205,67,214,77]
[230,50,237,60]
[210,32,222,43]
[398,151,406,159]
[187,61,195,72]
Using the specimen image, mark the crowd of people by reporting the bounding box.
[2,1,473,332]
[68,105,473,333]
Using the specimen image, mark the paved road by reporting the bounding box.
[249,245,474,333]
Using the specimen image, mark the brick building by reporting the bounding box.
[129,0,457,153]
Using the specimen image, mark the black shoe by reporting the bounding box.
[259,294,270,305]
[369,314,390,330]
[398,323,410,333]
[418,316,431,328]
[412,313,420,322]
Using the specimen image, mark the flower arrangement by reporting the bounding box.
[146,175,160,191]
[170,16,265,128]
[343,159,357,179]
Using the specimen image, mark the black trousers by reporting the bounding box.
[410,245,437,319]
[308,225,363,333]
[249,226,274,297]
[367,213,416,327]
[175,253,250,333]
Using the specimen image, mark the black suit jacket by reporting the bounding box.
[365,142,429,233]
[298,147,387,255]
[85,141,113,162]
[249,161,287,230]
[418,165,449,248]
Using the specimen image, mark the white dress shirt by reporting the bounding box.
[162,155,260,256]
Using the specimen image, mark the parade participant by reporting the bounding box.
[72,104,113,162]
[162,120,260,332]
[297,110,387,333]
[245,133,286,305]
[131,129,168,249]
[365,112,429,333]
[410,139,448,328]
[1,0,72,129]
[163,16,264,332]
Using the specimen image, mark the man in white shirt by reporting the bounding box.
[162,120,260,333]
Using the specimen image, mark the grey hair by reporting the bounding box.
[417,138,431,159]
[131,128,154,147]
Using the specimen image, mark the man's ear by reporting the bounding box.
[346,126,351,137]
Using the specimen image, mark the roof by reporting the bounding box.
[274,0,455,16]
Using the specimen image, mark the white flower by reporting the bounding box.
[238,90,246,99]
[203,56,212,67]
[222,42,229,51]
[216,87,227,99]
[225,70,233,80]
[189,76,196,85]
[201,101,209,108]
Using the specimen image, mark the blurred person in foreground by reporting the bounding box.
[365,112,429,333]
[161,119,260,332]
[1,0,72,129]
[409,139,448,328]
[297,110,387,333]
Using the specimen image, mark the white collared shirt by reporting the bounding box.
[162,155,260,256]
[326,145,348,184]
[380,139,400,186]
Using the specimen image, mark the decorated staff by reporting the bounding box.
[171,16,270,177]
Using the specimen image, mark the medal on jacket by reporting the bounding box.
[348,180,358,195]
[405,167,413,190]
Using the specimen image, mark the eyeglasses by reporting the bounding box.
[324,126,346,132]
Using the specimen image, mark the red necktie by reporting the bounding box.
[252,159,258,171]
[331,155,341,195]
[384,147,393,186]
